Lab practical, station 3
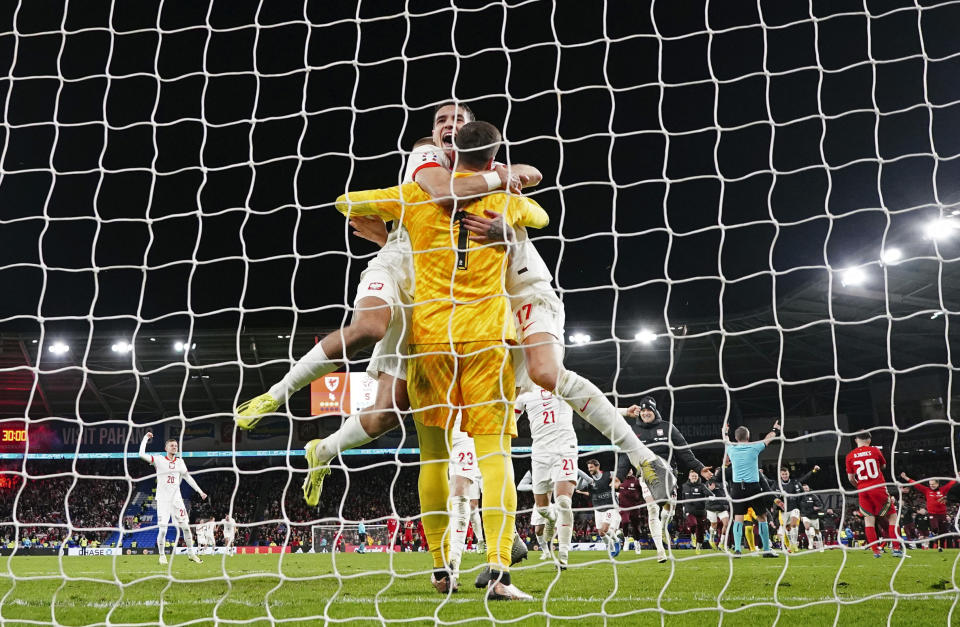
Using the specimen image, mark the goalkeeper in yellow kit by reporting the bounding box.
[326,120,548,600]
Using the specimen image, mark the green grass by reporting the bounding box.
[0,548,956,625]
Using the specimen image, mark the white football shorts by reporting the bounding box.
[530,444,578,494]
[593,509,621,532]
[512,293,565,392]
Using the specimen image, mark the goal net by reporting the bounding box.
[1,0,959,625]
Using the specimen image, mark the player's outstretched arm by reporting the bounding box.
[182,473,207,500]
[138,433,153,463]
[762,421,780,446]
[669,424,705,474]
[797,465,821,484]
[618,405,641,418]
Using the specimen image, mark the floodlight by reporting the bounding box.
[840,267,866,287]
[111,341,132,353]
[48,342,69,355]
[880,248,902,264]
[634,329,657,344]
[924,217,958,241]
[568,333,591,345]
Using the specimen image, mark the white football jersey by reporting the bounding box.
[505,226,555,306]
[149,454,190,504]
[516,387,575,451]
[222,519,236,537]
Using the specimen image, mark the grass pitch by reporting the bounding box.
[0,548,957,625]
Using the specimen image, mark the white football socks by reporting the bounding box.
[556,495,573,557]
[316,415,374,465]
[554,369,656,466]
[269,342,339,403]
[647,503,666,554]
[470,508,484,546]
[447,495,470,574]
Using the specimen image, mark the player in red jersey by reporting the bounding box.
[403,520,415,551]
[900,472,956,551]
[386,518,399,551]
[844,432,902,557]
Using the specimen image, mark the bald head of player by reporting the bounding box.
[432,101,475,155]
[453,121,501,171]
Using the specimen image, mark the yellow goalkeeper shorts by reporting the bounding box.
[407,341,516,437]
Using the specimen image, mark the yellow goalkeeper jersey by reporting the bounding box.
[335,175,549,345]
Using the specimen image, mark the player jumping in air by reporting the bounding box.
[845,432,903,557]
[138,432,207,564]
[236,102,663,506]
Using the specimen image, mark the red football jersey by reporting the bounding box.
[845,445,887,490]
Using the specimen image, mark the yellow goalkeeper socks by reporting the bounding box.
[414,423,450,569]
[744,524,756,552]
[474,433,516,570]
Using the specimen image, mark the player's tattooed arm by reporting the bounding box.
[461,209,516,245]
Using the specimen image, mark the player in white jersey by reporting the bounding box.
[197,519,215,554]
[222,514,237,555]
[233,103,525,506]
[444,411,483,587]
[515,385,582,569]
[138,432,207,564]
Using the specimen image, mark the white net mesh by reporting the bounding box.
[0,0,959,624]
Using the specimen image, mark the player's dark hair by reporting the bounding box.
[433,101,476,123]
[854,431,871,442]
[734,426,749,442]
[779,466,789,473]
[586,458,600,467]
[454,121,501,168]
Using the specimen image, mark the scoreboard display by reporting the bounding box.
[0,429,26,444]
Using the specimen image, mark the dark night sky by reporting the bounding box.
[1,0,959,429]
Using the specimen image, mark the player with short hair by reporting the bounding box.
[331,120,543,601]
[199,518,216,554]
[798,484,825,551]
[680,468,713,554]
[702,469,730,550]
[845,432,902,557]
[515,384,588,569]
[777,464,820,552]
[222,514,236,556]
[617,469,646,555]
[578,459,622,558]
[233,102,525,473]
[138,432,207,564]
[820,508,839,547]
[723,421,780,558]
[899,472,955,552]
